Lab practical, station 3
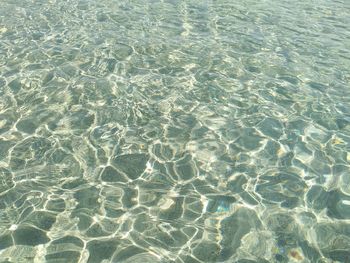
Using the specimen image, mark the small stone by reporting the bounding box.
[0,119,7,129]
[0,27,7,33]
[288,249,304,261]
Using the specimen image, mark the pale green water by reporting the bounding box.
[0,0,350,262]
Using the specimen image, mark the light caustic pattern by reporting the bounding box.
[0,0,350,262]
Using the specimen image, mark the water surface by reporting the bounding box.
[0,0,350,262]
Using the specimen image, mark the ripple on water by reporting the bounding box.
[0,0,350,262]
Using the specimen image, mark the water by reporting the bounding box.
[0,0,350,262]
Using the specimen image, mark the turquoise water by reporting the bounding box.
[0,0,350,262]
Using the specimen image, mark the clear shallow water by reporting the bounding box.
[0,0,350,262]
